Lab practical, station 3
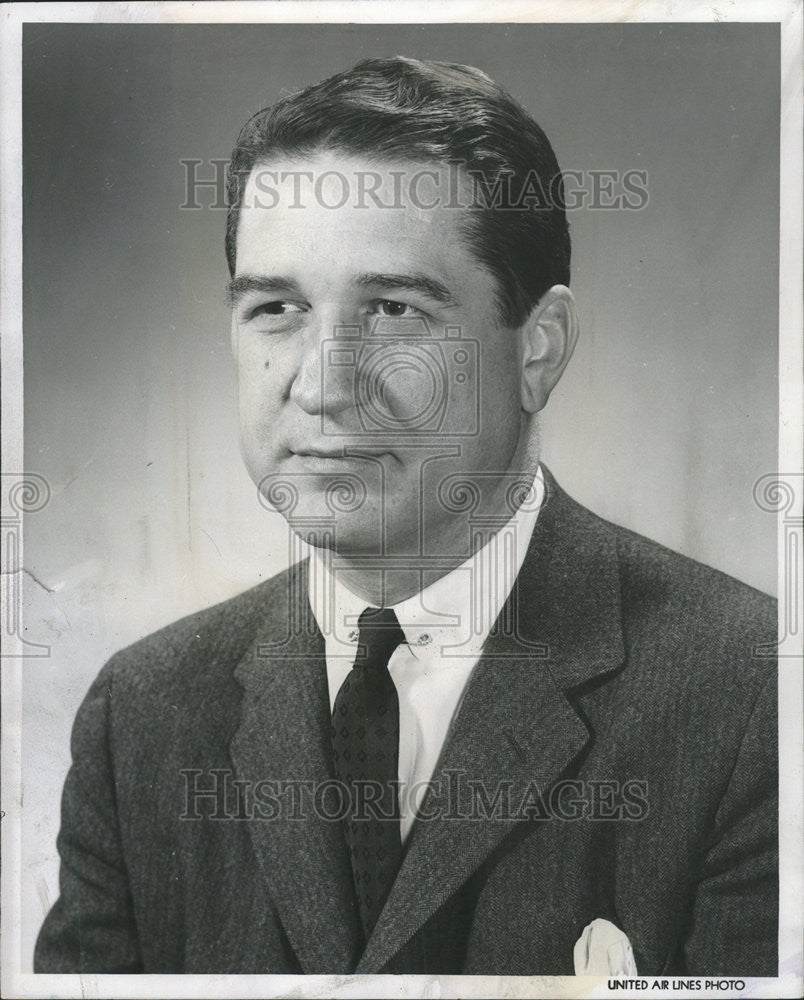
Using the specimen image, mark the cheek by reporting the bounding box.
[236,339,287,416]
[235,367,288,477]
[236,372,285,488]
[477,333,522,432]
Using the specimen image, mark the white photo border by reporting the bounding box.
[2,2,801,999]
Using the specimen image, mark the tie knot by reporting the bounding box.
[355,607,406,668]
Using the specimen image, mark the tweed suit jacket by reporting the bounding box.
[35,469,778,976]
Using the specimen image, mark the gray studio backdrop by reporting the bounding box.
[21,22,779,968]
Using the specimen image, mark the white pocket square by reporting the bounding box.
[573,918,638,975]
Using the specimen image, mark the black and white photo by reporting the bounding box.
[2,4,801,999]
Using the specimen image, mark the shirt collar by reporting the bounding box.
[308,465,545,663]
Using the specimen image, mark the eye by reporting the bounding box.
[250,301,304,318]
[372,299,421,318]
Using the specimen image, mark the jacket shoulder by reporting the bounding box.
[540,471,776,673]
[607,515,775,634]
[592,511,776,697]
[98,562,305,700]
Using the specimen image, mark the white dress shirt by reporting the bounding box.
[308,466,545,843]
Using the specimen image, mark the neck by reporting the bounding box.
[318,421,542,607]
[328,562,459,609]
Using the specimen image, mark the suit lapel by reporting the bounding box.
[357,468,626,972]
[230,562,363,973]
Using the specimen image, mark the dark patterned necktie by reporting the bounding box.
[331,606,406,940]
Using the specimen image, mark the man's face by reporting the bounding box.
[231,152,527,558]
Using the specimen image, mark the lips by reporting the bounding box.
[288,445,395,466]
[291,446,348,459]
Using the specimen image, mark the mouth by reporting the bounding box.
[291,447,347,459]
[288,445,396,467]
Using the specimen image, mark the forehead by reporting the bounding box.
[235,152,482,280]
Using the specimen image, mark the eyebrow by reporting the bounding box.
[226,275,300,307]
[354,272,457,306]
[226,271,458,309]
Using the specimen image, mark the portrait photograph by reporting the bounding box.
[1,2,801,999]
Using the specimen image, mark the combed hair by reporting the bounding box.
[225,56,570,327]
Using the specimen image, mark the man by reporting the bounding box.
[36,56,777,976]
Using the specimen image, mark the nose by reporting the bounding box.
[289,312,356,417]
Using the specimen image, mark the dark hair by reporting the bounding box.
[225,56,570,327]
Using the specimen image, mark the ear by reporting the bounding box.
[518,285,579,413]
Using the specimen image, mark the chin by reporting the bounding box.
[288,516,384,557]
